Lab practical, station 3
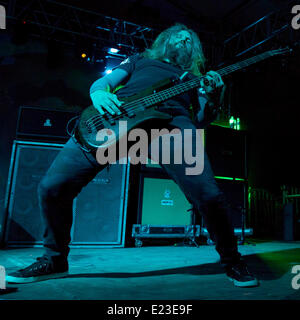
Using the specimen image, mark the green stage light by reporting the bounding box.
[214,176,245,181]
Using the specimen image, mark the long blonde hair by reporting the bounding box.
[142,23,206,76]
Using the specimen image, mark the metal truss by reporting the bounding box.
[1,0,157,55]
[215,4,300,67]
[2,0,299,66]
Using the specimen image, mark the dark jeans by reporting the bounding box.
[38,115,241,265]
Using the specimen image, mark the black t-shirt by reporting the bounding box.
[114,54,199,118]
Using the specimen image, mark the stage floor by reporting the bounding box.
[1,240,300,300]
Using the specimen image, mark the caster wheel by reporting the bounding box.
[135,239,143,247]
[206,239,214,245]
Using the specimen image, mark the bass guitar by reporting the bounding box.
[75,47,290,151]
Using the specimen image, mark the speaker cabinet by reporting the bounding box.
[2,140,130,247]
[139,162,251,237]
[16,106,78,142]
[205,126,247,179]
[137,172,192,226]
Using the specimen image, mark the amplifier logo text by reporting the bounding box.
[0,5,6,29]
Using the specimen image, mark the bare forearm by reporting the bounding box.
[89,69,129,115]
[89,69,129,95]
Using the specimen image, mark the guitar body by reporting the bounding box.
[75,78,175,151]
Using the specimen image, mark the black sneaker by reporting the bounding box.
[6,256,69,284]
[225,260,259,287]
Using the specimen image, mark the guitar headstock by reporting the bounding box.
[270,46,293,57]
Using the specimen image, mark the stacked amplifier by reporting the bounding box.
[2,106,130,248]
[132,125,252,246]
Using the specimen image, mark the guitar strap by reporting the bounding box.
[179,71,189,81]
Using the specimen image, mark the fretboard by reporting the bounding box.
[132,47,289,109]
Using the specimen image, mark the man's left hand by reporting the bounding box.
[200,70,225,107]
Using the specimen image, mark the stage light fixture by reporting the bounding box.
[108,48,119,54]
[105,69,112,74]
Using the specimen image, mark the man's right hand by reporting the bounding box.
[90,90,123,115]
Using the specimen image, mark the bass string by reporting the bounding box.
[87,51,274,129]
[86,77,202,126]
[87,61,248,128]
[87,63,237,129]
[91,52,270,125]
[87,78,202,128]
[218,52,272,76]
[90,81,203,128]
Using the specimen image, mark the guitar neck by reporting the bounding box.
[136,49,281,109]
[217,51,275,77]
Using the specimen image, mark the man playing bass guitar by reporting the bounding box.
[7,23,258,288]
